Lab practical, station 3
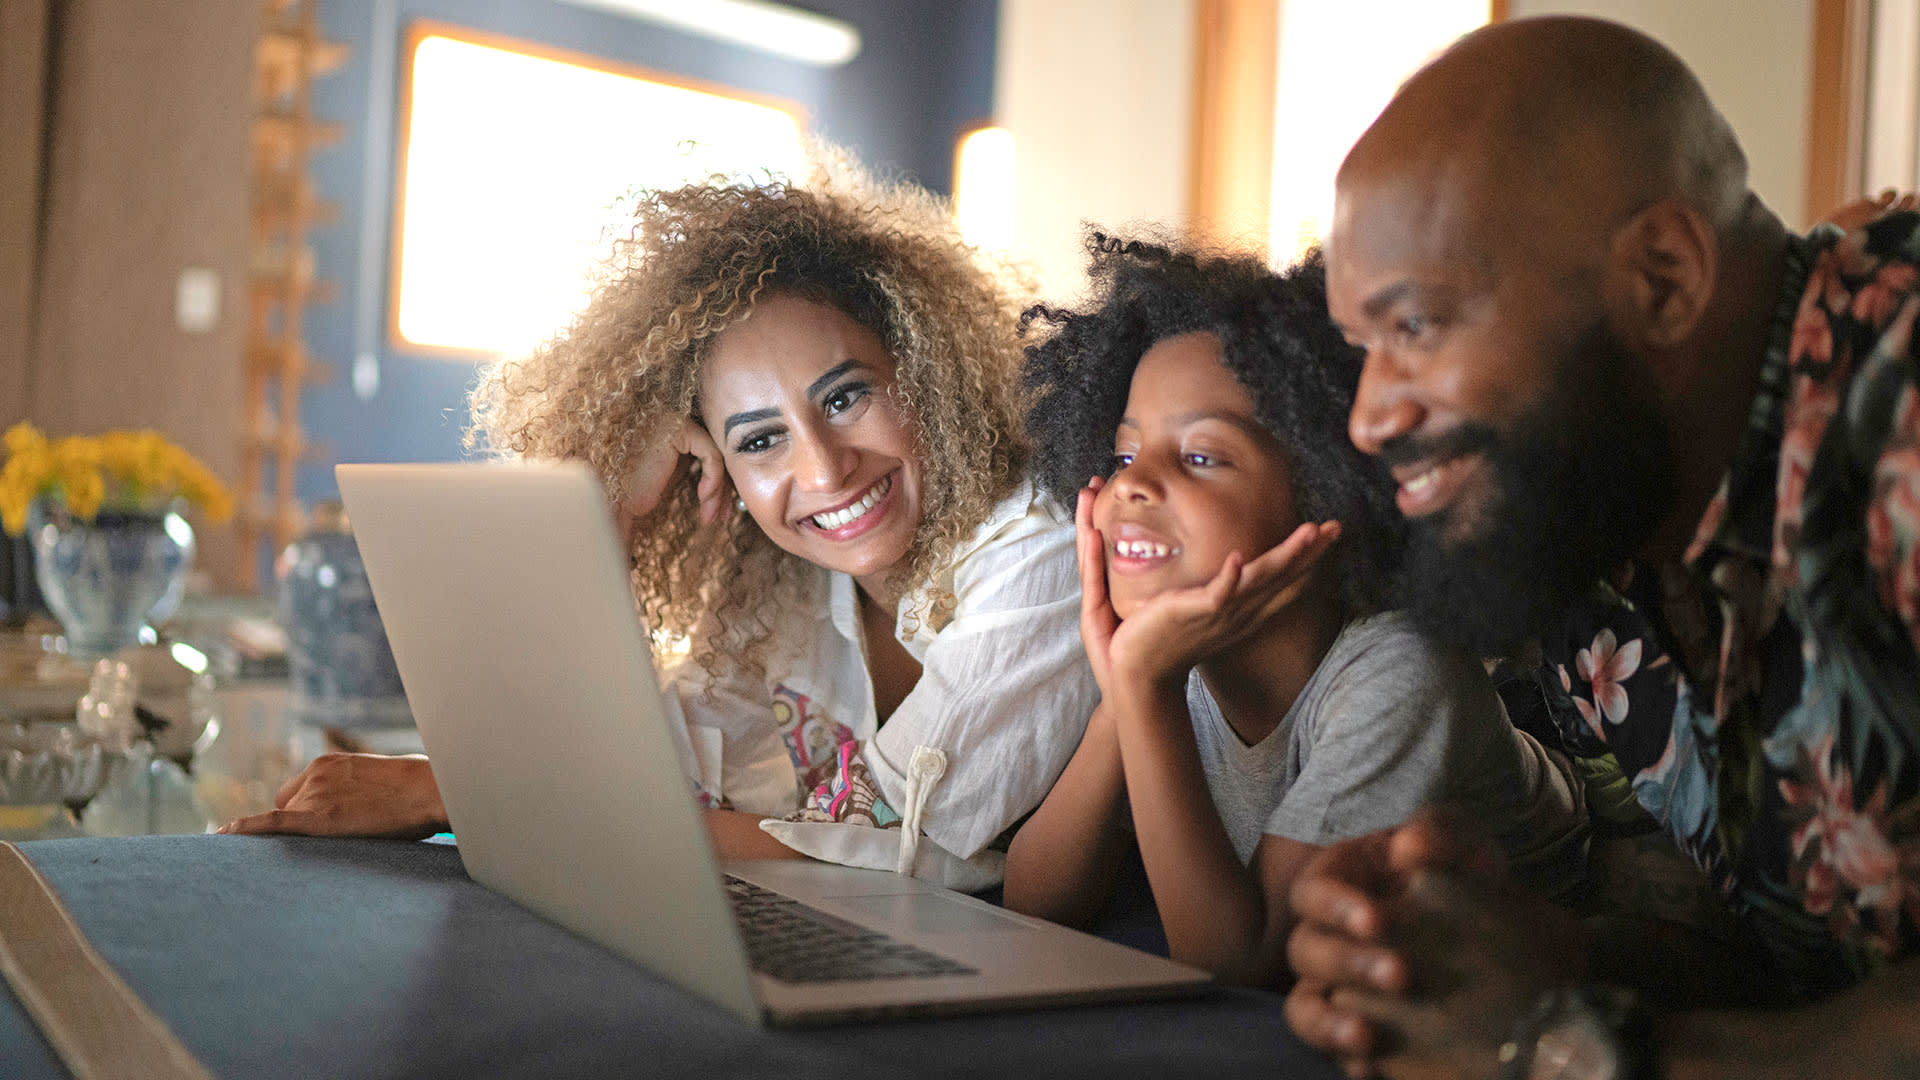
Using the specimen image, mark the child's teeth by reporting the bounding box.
[1116,540,1174,558]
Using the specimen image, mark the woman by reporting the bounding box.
[224,163,1096,889]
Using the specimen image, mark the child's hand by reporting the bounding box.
[1075,478,1342,694]
[1076,479,1124,693]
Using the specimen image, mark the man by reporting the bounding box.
[1289,15,1920,1080]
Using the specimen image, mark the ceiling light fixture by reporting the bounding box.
[554,0,862,67]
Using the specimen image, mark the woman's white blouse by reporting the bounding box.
[657,480,1097,888]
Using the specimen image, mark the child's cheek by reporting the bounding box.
[1090,481,1119,538]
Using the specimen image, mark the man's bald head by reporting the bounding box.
[1325,17,1792,655]
[1341,16,1749,254]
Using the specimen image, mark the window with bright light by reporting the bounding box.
[1865,0,1920,195]
[954,125,1015,252]
[393,27,806,356]
[1268,1,1492,259]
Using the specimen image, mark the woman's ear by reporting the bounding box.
[1606,198,1718,349]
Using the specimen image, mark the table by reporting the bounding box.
[3,674,422,841]
[3,835,1344,1080]
[2,603,421,841]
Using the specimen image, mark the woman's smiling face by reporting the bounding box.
[699,292,923,587]
[1094,331,1302,620]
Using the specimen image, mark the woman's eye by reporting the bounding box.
[823,383,871,417]
[735,431,778,454]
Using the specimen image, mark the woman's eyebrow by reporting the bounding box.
[805,359,866,400]
[722,407,780,436]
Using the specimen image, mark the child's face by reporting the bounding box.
[1094,332,1303,620]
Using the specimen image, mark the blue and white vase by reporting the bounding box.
[30,500,194,660]
[276,502,410,727]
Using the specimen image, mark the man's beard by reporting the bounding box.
[1391,319,1674,657]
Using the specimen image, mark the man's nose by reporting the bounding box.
[1348,350,1426,456]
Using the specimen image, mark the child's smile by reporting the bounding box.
[1094,331,1304,620]
[1109,522,1182,567]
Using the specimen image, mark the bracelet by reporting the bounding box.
[1496,987,1568,1080]
[1496,984,1659,1080]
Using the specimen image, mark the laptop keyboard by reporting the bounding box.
[723,875,978,984]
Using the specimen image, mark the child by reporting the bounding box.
[1004,235,1587,983]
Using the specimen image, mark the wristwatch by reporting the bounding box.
[1496,984,1657,1080]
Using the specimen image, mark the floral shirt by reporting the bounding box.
[1527,210,1920,997]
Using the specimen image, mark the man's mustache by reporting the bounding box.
[1373,423,1501,471]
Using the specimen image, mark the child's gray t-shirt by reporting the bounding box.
[1189,611,1586,897]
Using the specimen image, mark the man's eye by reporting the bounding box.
[1396,314,1430,341]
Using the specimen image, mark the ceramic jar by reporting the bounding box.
[276,502,410,726]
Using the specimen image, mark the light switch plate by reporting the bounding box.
[175,267,221,333]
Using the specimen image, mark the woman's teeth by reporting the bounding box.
[811,475,891,529]
[1114,539,1176,559]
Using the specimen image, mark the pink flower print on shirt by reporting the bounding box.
[1851,261,1920,329]
[1790,295,1834,370]
[772,684,857,795]
[1561,628,1644,738]
[1684,482,1730,564]
[1777,337,1852,580]
[1869,388,1920,653]
[793,742,901,829]
[1779,733,1905,953]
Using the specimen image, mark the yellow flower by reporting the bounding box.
[0,425,232,534]
[4,422,46,457]
[97,431,139,480]
[0,472,29,534]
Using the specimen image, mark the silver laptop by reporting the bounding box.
[336,461,1210,1026]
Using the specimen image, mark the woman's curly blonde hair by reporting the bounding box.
[469,160,1030,678]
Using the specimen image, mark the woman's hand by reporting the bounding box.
[1074,477,1342,695]
[616,417,731,546]
[217,753,448,840]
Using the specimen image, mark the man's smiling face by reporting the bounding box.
[1326,163,1674,654]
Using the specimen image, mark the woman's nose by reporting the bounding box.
[790,426,857,491]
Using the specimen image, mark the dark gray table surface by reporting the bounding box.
[4,835,1343,1079]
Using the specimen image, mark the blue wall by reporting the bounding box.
[298,0,998,503]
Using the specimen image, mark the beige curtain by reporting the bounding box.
[0,0,51,432]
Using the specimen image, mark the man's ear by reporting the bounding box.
[1606,198,1718,349]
